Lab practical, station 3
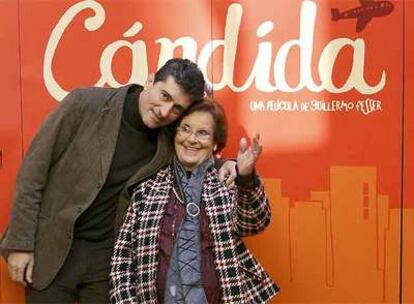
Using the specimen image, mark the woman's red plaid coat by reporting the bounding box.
[110,165,279,303]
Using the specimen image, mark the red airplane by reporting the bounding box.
[331,0,394,32]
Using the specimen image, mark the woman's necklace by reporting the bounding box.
[172,186,185,205]
[172,185,200,217]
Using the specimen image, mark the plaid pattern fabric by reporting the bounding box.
[110,166,279,303]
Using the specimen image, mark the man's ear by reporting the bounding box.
[144,73,155,90]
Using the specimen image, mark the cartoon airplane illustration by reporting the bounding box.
[331,0,394,32]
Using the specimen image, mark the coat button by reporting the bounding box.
[96,183,102,189]
[66,232,71,239]
[77,207,82,213]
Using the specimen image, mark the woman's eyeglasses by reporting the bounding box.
[177,125,212,141]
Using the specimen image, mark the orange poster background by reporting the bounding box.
[0,0,412,303]
[402,0,414,303]
[0,0,24,302]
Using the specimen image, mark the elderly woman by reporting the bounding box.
[110,99,279,303]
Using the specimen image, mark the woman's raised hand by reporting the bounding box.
[237,134,262,176]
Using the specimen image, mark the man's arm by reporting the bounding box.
[3,89,85,285]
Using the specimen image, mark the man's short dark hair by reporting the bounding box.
[154,58,205,103]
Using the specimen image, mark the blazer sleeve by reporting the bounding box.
[3,89,85,252]
[233,176,271,237]
[110,185,143,304]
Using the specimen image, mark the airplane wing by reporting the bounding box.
[356,15,373,32]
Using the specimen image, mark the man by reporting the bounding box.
[0,58,234,303]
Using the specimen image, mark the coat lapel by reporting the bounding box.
[135,167,172,303]
[97,85,131,182]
